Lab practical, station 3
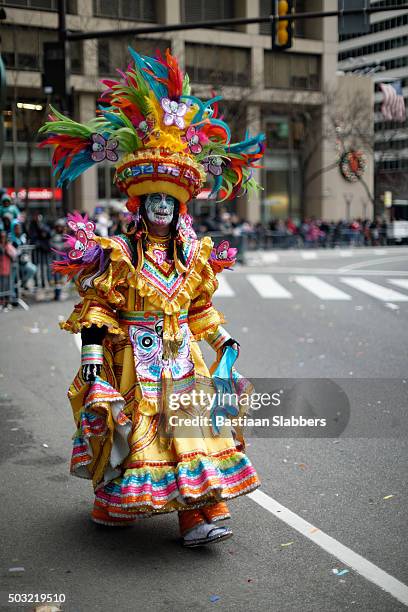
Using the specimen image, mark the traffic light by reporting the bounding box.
[272,0,293,52]
[42,41,70,100]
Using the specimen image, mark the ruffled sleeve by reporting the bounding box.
[188,259,226,342]
[60,236,133,336]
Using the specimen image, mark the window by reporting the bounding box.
[339,11,408,41]
[93,0,156,21]
[1,25,83,73]
[264,116,306,151]
[98,166,125,200]
[181,0,235,29]
[339,34,408,61]
[377,158,408,171]
[376,138,408,152]
[264,51,320,90]
[98,38,170,76]
[185,43,251,87]
[265,118,290,149]
[346,54,408,76]
[0,0,77,12]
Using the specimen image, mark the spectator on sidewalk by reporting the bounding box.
[0,194,20,220]
[0,230,17,310]
[10,219,37,290]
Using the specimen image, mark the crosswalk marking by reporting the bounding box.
[340,277,408,302]
[294,276,352,300]
[214,274,408,304]
[248,274,292,299]
[216,275,235,297]
[388,279,408,291]
[300,251,317,260]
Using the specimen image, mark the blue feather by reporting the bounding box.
[55,150,96,186]
[99,109,126,127]
[210,119,231,142]
[210,174,223,196]
[128,47,167,100]
[229,133,265,154]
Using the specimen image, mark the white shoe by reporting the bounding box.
[182,522,233,547]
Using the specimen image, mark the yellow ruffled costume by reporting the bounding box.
[62,231,260,525]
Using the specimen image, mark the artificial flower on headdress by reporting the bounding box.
[184,126,206,154]
[91,133,119,162]
[39,47,265,210]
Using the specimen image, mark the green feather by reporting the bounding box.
[107,127,140,152]
[182,74,191,95]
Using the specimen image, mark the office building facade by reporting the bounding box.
[338,0,408,215]
[1,0,373,222]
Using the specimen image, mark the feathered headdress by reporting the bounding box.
[39,47,265,214]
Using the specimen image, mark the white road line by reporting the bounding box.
[339,250,353,258]
[340,277,408,302]
[72,313,408,606]
[216,275,235,297]
[248,274,292,299]
[339,255,408,272]
[249,489,408,607]
[294,276,352,300]
[74,334,81,351]
[301,251,318,260]
[389,279,408,291]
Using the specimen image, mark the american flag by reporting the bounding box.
[379,81,406,123]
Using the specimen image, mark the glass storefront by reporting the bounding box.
[261,115,303,223]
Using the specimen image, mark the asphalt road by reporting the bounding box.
[1,246,407,612]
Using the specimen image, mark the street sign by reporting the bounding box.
[338,0,370,35]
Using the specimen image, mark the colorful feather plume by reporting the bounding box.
[38,46,265,201]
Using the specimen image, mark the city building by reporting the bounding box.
[0,0,374,223]
[338,0,408,217]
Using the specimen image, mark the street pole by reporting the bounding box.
[65,5,408,42]
[58,0,70,215]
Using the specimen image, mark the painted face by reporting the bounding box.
[145,193,176,226]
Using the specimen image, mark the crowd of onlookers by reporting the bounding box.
[196,212,390,249]
[0,188,394,309]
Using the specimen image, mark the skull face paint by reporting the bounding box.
[145,193,176,226]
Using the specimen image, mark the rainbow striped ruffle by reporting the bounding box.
[93,449,260,521]
[70,377,131,481]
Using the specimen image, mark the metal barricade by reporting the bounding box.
[0,244,37,311]
[32,247,52,289]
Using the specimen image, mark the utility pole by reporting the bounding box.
[58,0,70,214]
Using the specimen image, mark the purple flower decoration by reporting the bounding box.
[203,154,224,176]
[161,98,187,129]
[91,133,119,162]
